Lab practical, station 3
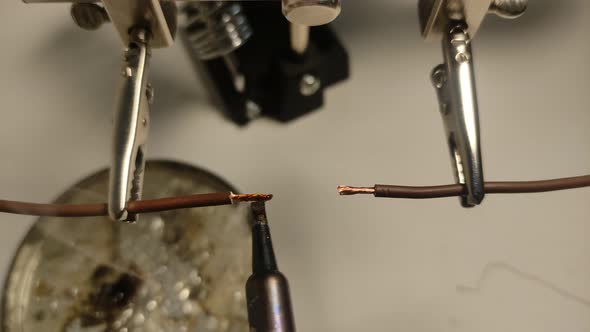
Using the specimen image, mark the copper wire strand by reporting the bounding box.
[0,192,273,218]
[338,174,590,199]
[230,193,274,203]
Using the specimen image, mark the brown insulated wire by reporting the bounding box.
[338,175,590,199]
[0,192,273,217]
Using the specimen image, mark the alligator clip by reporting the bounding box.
[108,28,152,222]
[431,22,484,207]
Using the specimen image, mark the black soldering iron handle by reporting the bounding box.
[246,270,295,332]
[246,202,296,332]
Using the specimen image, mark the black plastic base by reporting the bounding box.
[183,1,350,126]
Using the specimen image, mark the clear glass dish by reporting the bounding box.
[3,161,251,332]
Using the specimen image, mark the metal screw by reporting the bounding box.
[431,65,447,89]
[245,100,262,120]
[446,0,465,21]
[135,29,149,43]
[122,67,133,78]
[455,52,470,63]
[70,3,109,31]
[299,74,321,96]
[146,84,155,105]
[282,0,342,26]
[489,0,527,19]
[431,64,449,115]
[449,26,471,64]
[449,23,468,36]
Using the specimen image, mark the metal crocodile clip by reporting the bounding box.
[108,28,152,222]
[431,22,484,207]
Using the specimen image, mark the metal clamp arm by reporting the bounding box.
[108,28,152,222]
[431,22,484,207]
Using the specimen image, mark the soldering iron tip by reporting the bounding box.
[337,185,375,195]
[250,201,268,225]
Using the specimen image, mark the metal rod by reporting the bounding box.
[290,23,310,55]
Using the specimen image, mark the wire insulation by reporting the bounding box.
[337,175,590,199]
[0,192,273,217]
[2,174,589,217]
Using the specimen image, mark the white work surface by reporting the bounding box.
[2,1,590,331]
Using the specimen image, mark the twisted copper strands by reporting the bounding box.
[0,192,273,217]
[338,175,590,199]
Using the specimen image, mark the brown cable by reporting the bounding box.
[0,192,273,218]
[337,174,590,199]
[2,174,590,217]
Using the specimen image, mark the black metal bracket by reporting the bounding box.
[183,1,349,125]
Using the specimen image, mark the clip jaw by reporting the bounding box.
[431,22,484,207]
[108,28,152,222]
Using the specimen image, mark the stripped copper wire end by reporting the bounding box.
[337,186,375,195]
[230,193,274,203]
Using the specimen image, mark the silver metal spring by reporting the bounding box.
[182,1,253,60]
